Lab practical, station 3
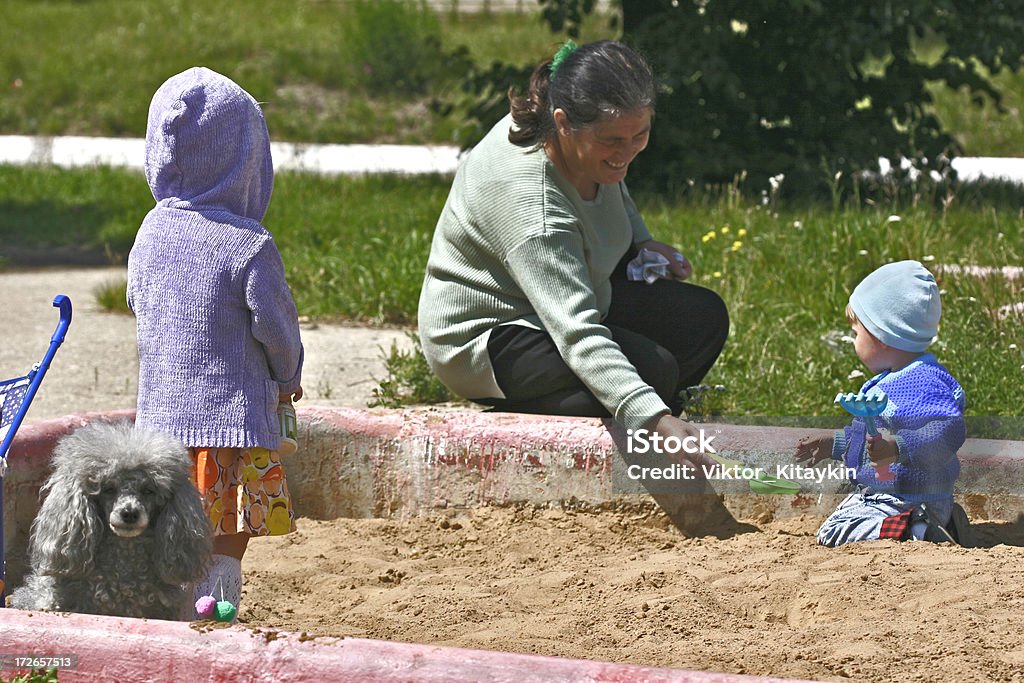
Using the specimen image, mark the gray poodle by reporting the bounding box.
[9,421,212,620]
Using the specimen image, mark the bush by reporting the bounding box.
[622,1,1024,197]
[467,0,1024,199]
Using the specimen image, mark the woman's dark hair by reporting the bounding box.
[509,40,655,147]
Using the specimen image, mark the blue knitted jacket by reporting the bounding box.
[128,67,303,449]
[832,354,965,507]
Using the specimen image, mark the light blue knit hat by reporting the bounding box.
[849,260,941,352]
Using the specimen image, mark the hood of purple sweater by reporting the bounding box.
[144,66,273,221]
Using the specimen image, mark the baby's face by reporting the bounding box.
[851,320,896,374]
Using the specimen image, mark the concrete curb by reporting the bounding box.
[6,407,1024,572]
[4,134,1024,183]
[0,610,814,683]
[0,135,461,176]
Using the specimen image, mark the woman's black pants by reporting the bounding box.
[476,259,729,418]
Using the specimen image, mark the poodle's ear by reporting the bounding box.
[153,480,212,585]
[30,467,102,576]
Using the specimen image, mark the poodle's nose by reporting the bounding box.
[118,507,140,524]
[110,504,149,537]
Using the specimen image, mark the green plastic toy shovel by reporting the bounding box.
[707,453,802,495]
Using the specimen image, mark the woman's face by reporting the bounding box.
[554,107,652,190]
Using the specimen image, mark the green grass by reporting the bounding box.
[0,0,614,145]
[2,0,1021,153]
[637,189,1024,420]
[0,165,447,324]
[930,66,1024,157]
[0,165,149,260]
[2,164,1022,420]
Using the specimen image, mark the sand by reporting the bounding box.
[6,266,1024,682]
[242,503,1024,683]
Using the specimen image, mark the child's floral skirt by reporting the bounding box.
[189,446,296,537]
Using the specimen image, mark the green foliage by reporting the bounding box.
[1,670,58,683]
[432,59,536,149]
[436,4,617,146]
[633,0,1024,196]
[485,0,1024,199]
[370,332,458,408]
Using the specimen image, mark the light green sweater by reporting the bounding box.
[417,115,670,431]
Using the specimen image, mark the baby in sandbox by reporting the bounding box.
[795,261,968,547]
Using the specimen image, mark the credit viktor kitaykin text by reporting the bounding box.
[625,461,856,483]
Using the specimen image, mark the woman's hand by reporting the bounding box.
[636,239,692,280]
[651,414,717,471]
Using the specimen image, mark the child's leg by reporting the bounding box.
[192,533,250,619]
[816,492,905,547]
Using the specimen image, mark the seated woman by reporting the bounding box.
[417,40,728,465]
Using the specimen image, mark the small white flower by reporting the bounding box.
[858,249,868,256]
[886,215,901,223]
[793,220,803,229]
[1011,344,1019,350]
[921,254,935,262]
[848,369,866,380]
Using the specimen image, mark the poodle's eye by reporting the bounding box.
[101,483,117,496]
[141,483,158,496]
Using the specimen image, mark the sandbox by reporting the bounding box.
[3,407,1024,682]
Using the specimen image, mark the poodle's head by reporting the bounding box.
[53,421,193,536]
[30,420,211,581]
[91,463,169,538]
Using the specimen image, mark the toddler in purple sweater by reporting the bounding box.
[796,261,965,546]
[128,67,304,619]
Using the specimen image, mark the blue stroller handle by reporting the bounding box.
[0,296,72,461]
[51,295,72,346]
[1,295,72,600]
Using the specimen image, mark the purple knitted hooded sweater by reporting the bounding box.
[128,67,303,449]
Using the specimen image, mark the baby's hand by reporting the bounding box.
[866,432,898,464]
[795,434,833,465]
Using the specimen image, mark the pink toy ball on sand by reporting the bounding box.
[195,595,217,618]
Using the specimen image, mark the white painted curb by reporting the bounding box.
[0,135,462,176]
[4,134,1024,182]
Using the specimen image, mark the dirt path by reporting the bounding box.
[0,266,412,422]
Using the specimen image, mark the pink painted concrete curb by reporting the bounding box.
[0,609,817,683]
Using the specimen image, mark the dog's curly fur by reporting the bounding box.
[9,421,212,620]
